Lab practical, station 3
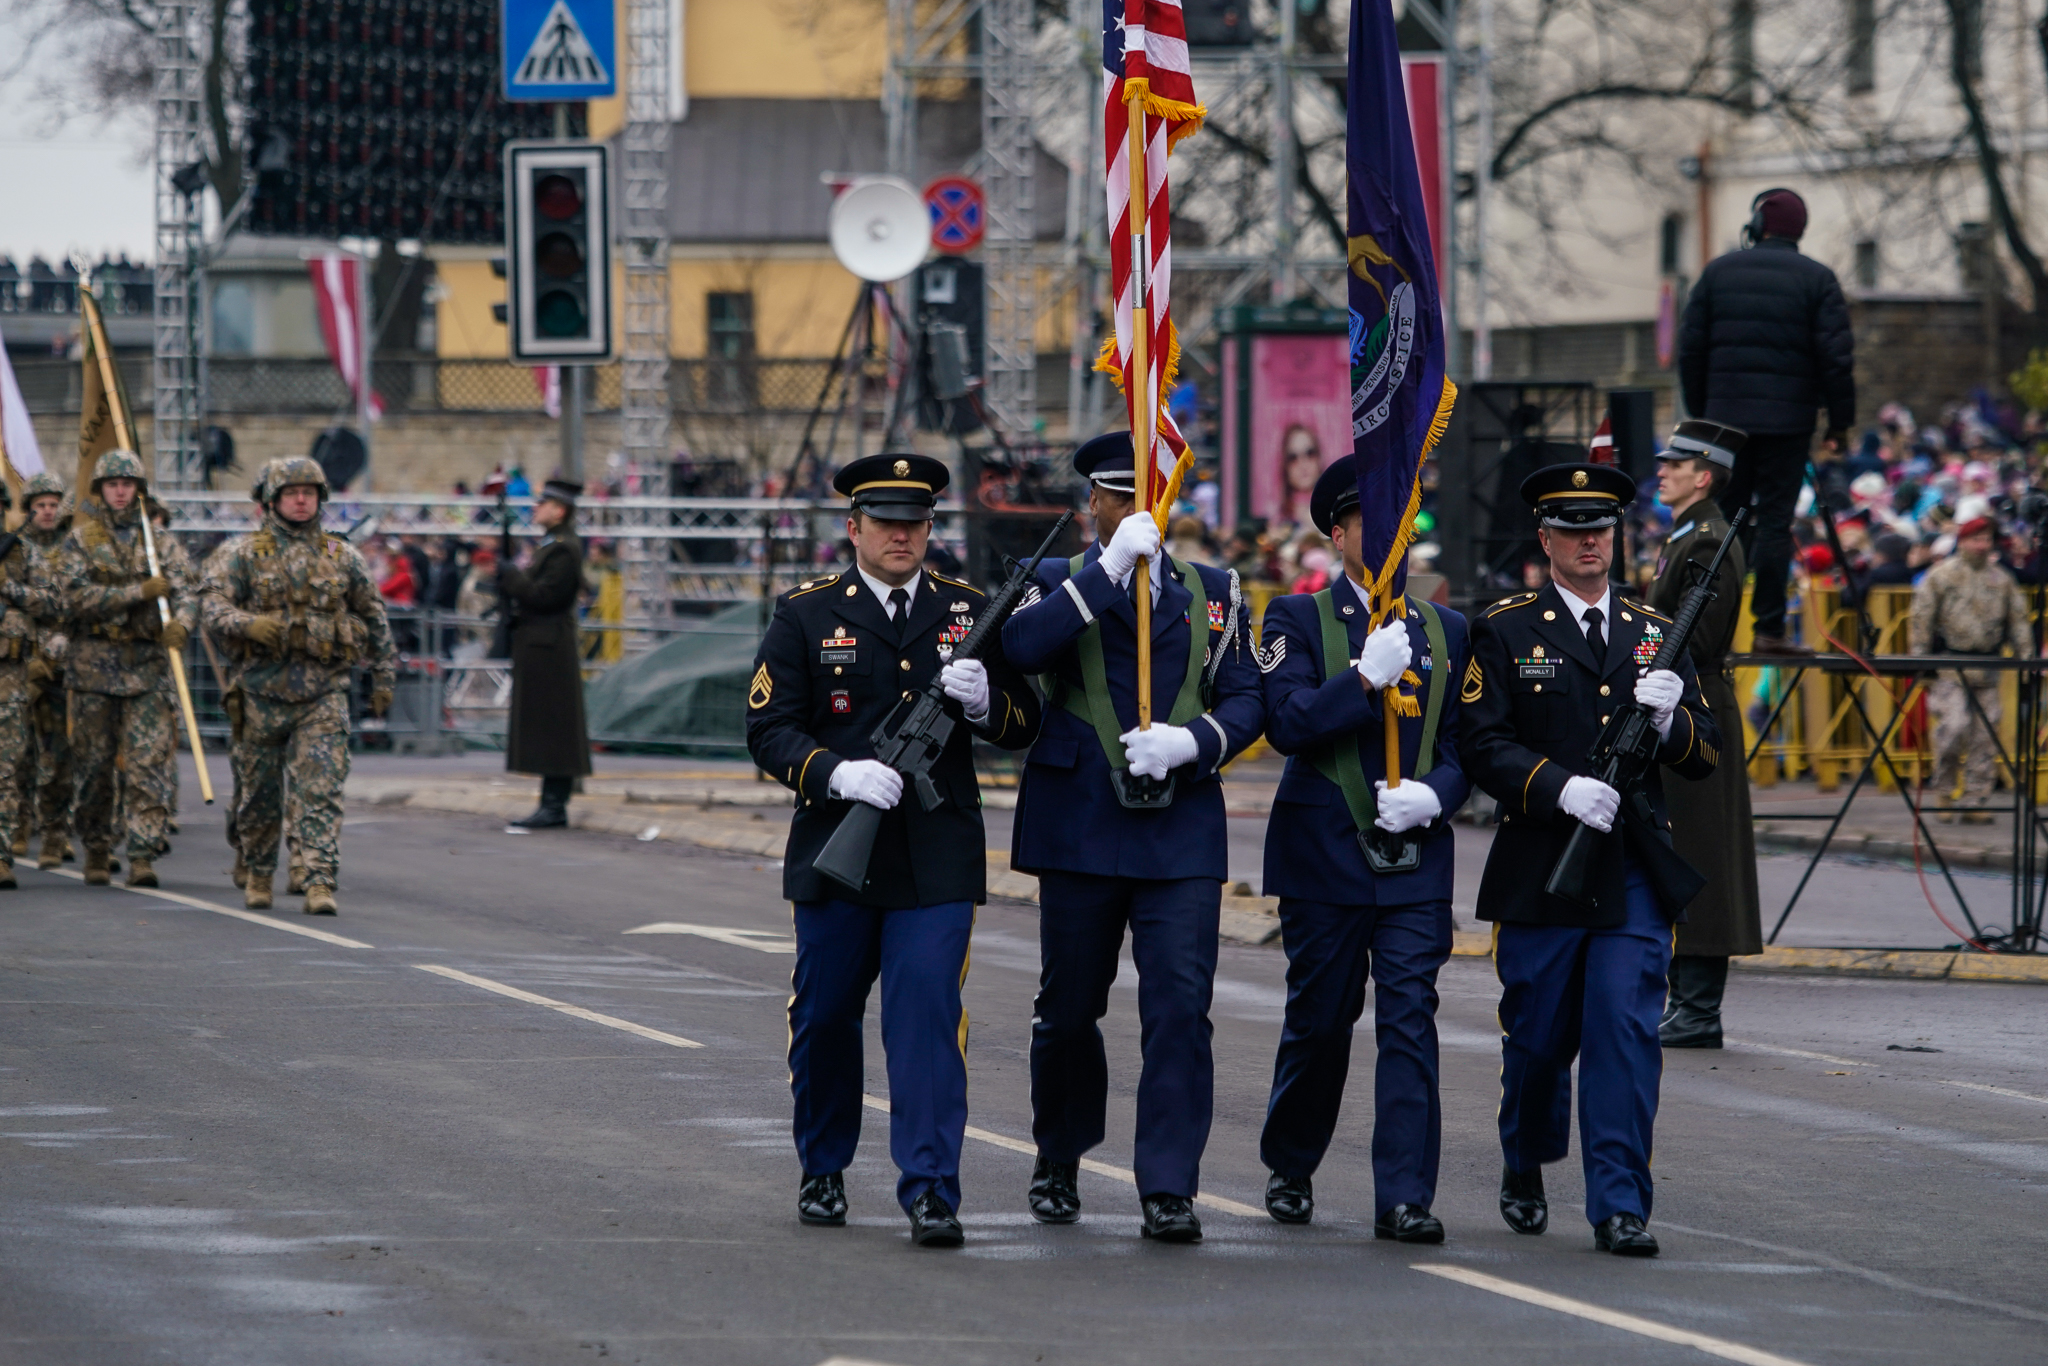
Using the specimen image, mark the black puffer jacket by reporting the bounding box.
[1678,238,1855,436]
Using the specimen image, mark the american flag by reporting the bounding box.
[1100,0,1203,516]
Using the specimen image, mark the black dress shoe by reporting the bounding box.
[508,805,568,830]
[1373,1203,1445,1244]
[797,1171,847,1226]
[1594,1212,1659,1257]
[908,1190,963,1248]
[1028,1156,1080,1224]
[1660,1025,1724,1049]
[1264,1172,1313,1225]
[1499,1165,1547,1235]
[1139,1194,1202,1243]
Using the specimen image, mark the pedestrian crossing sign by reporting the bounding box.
[502,0,617,101]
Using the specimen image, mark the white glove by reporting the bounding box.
[1558,775,1620,833]
[1098,512,1162,584]
[1356,620,1413,690]
[939,657,990,722]
[1373,779,1441,833]
[1634,668,1683,739]
[1119,723,1200,780]
[828,759,903,810]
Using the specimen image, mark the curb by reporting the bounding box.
[1730,944,2048,985]
[1753,825,2011,872]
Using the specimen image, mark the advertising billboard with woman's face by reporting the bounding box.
[1220,330,1352,531]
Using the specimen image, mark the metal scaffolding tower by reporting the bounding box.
[621,0,675,622]
[152,1,206,489]
[978,0,1037,436]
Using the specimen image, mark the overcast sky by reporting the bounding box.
[0,9,158,265]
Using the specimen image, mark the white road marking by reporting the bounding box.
[1413,1264,1813,1366]
[1933,1078,2048,1106]
[40,868,373,949]
[412,965,703,1048]
[621,922,796,953]
[1724,1040,1869,1068]
[857,1095,1263,1219]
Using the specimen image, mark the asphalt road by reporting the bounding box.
[2,802,2045,1364]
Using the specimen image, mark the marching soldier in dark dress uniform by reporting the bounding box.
[746,454,1041,1248]
[1460,463,1719,1258]
[503,479,591,829]
[1254,457,1470,1242]
[1649,421,1761,1049]
[1001,432,1265,1243]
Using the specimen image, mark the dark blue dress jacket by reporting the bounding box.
[1259,576,1472,906]
[1003,543,1266,880]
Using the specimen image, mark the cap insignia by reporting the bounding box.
[893,459,910,477]
[1572,470,1588,489]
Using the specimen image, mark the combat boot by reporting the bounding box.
[231,851,247,889]
[10,832,26,857]
[37,833,65,870]
[0,861,16,890]
[82,851,111,885]
[302,885,337,916]
[287,865,306,895]
[125,858,159,889]
[244,877,273,911]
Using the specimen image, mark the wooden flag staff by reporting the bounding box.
[1127,90,1153,729]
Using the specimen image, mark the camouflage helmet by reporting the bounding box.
[91,448,148,491]
[249,458,280,506]
[265,455,330,504]
[22,472,65,503]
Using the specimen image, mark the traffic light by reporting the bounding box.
[503,140,613,363]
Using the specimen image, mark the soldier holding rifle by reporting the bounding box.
[1459,463,1718,1258]
[745,453,1040,1248]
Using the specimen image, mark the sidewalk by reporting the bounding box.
[1748,778,2023,870]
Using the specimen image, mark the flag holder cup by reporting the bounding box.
[1111,771,1176,810]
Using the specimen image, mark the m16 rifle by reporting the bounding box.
[1543,506,1748,913]
[813,511,1073,893]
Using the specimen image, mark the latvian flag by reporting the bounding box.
[1099,0,1204,518]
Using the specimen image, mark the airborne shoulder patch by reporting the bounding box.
[1461,657,1484,703]
[748,664,773,710]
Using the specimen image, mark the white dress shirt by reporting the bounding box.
[857,564,920,620]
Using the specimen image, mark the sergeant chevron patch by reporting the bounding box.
[1461,657,1484,703]
[748,664,773,710]
[1256,634,1287,674]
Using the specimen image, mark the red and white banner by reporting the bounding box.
[308,252,382,420]
[1401,57,1447,297]
[533,366,561,418]
[0,340,44,476]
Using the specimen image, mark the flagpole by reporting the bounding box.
[79,285,216,807]
[1127,90,1153,730]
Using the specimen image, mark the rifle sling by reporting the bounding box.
[1309,593,1449,835]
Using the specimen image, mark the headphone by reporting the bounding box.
[1743,187,1802,247]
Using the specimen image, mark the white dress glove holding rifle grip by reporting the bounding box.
[1356,621,1413,691]
[1557,775,1620,833]
[829,759,903,810]
[939,658,990,722]
[1634,669,1683,740]
[1097,513,1162,584]
[1119,724,1199,780]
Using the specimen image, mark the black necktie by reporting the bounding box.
[888,587,910,625]
[1583,607,1606,660]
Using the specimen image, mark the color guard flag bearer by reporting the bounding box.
[1346,0,1458,798]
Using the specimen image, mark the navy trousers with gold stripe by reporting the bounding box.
[789,899,973,1214]
[1495,863,1669,1226]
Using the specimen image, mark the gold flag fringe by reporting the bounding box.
[1119,79,1207,150]
[1368,378,1460,628]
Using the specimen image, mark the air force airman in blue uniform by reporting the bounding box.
[1460,462,1719,1258]
[746,454,1042,1248]
[1254,456,1470,1242]
[1001,432,1266,1243]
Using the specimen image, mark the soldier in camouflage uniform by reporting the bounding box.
[19,472,74,870]
[201,456,395,914]
[49,448,196,887]
[1911,515,2034,822]
[0,482,62,887]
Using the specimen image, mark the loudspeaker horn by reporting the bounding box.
[829,175,930,283]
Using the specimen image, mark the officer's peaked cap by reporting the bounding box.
[1308,455,1361,536]
[833,453,948,522]
[1664,419,1747,471]
[1071,431,1139,494]
[1520,462,1637,529]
